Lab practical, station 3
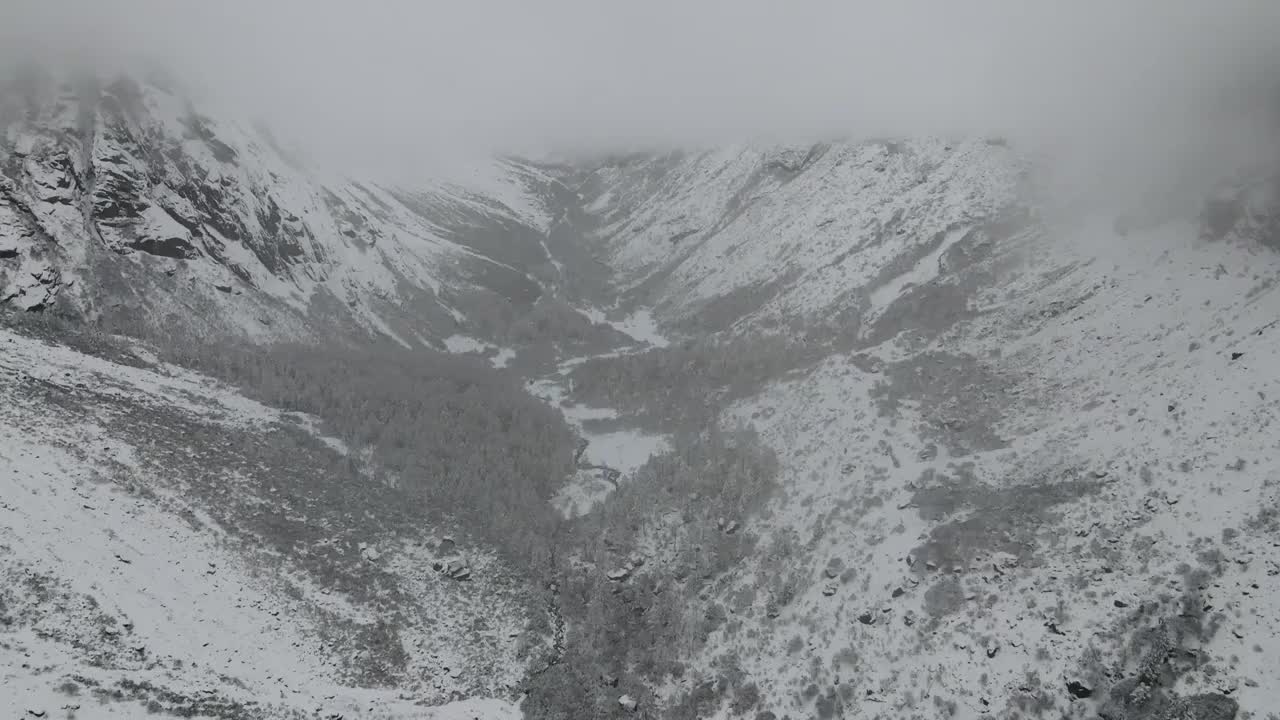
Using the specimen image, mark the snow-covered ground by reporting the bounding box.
[580,140,1024,329]
[533,371,671,518]
[7,93,1280,718]
[575,305,671,349]
[0,327,531,718]
[676,209,1280,717]
[564,141,1280,717]
[524,309,675,518]
[444,334,519,369]
[444,333,491,354]
[867,224,971,315]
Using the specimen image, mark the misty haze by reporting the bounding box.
[1,1,1279,719]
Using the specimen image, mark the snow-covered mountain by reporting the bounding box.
[4,65,1279,720]
[571,140,1026,334]
[558,143,1280,719]
[0,67,568,346]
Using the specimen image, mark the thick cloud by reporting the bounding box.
[3,0,1279,195]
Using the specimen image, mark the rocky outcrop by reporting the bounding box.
[0,67,556,344]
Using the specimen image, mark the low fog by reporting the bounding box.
[4,0,1280,203]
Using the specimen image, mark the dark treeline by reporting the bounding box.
[174,341,576,555]
[5,309,786,717]
[568,334,820,431]
[523,425,780,719]
[457,291,629,350]
[4,310,576,565]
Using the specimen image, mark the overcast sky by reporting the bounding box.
[4,0,1279,192]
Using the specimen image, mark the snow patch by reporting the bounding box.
[869,225,970,312]
[444,334,489,354]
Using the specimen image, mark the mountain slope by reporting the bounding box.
[542,144,1280,719]
[0,67,565,346]
[569,139,1025,337]
[0,323,542,718]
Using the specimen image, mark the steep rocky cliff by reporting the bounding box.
[0,67,565,345]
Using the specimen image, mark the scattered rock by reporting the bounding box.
[360,545,380,562]
[444,561,471,581]
[891,587,905,599]
[1065,680,1092,699]
[857,611,875,626]
[618,694,638,712]
[607,568,630,582]
[1183,694,1237,720]
[724,520,739,535]
[822,583,838,597]
[1230,352,1244,361]
[214,283,232,293]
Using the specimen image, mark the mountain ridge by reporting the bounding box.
[0,66,577,348]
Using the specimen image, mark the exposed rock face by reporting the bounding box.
[0,67,559,343]
[444,561,472,581]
